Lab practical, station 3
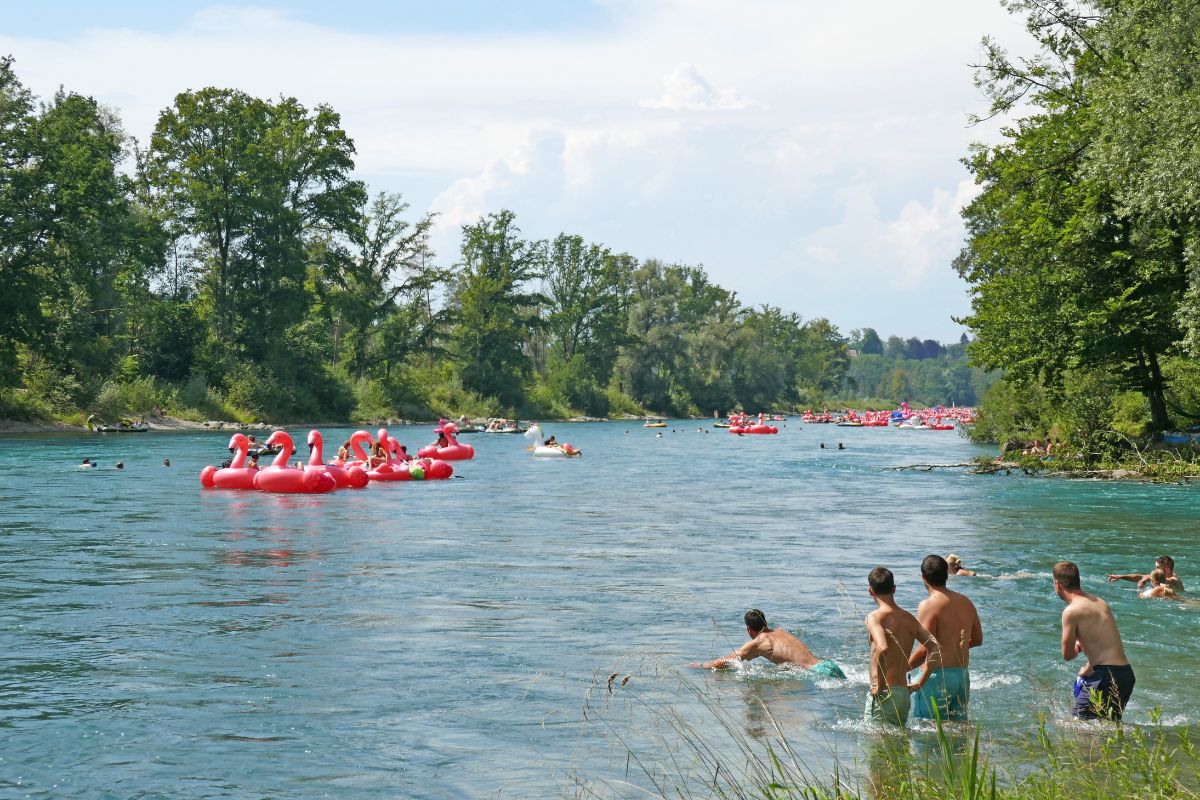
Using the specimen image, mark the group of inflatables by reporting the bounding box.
[726,412,779,435]
[200,420,476,493]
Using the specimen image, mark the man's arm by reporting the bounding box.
[907,620,939,692]
[698,638,761,669]
[907,602,937,670]
[969,609,983,649]
[1107,573,1145,583]
[865,614,891,692]
[1060,608,1081,662]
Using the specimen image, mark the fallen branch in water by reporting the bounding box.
[886,461,1028,475]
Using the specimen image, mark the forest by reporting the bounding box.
[0,56,983,425]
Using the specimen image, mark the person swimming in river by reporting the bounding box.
[80,458,95,469]
[695,609,845,678]
[1108,555,1184,598]
[946,554,978,577]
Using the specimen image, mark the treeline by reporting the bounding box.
[958,0,1200,448]
[0,56,963,424]
[843,331,996,408]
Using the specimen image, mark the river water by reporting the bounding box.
[0,422,1195,798]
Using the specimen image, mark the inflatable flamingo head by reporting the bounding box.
[266,430,288,448]
[377,428,389,446]
[227,433,247,453]
[307,429,322,449]
[443,422,459,435]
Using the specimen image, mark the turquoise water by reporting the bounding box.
[1,422,1196,798]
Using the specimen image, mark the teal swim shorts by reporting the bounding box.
[865,687,910,726]
[809,659,846,679]
[912,667,970,721]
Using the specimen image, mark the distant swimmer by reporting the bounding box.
[908,555,983,721]
[696,609,845,678]
[115,462,124,470]
[864,567,936,726]
[162,458,171,467]
[1055,561,1135,720]
[837,443,845,450]
[820,443,825,449]
[946,554,978,577]
[655,432,663,439]
[80,458,95,469]
[1108,555,1183,598]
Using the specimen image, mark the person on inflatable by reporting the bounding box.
[370,441,387,468]
[337,440,350,462]
[544,434,558,448]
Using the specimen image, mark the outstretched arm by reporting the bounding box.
[1107,573,1145,584]
[697,638,761,669]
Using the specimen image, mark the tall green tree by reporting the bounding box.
[451,210,546,407]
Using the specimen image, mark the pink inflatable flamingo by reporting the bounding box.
[343,430,374,468]
[417,419,475,461]
[253,431,336,493]
[200,433,260,489]
[386,437,453,480]
[307,430,368,489]
[366,428,406,482]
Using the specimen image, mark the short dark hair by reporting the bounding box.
[744,609,767,632]
[1053,561,1081,590]
[1157,555,1175,570]
[868,567,895,595]
[921,555,949,587]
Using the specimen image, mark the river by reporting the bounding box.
[0,421,1195,798]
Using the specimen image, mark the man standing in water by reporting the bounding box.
[864,567,935,726]
[696,609,845,678]
[908,555,983,721]
[1055,561,1135,720]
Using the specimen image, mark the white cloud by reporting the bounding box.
[0,0,1034,338]
[641,63,758,111]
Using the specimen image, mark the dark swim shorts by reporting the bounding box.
[1073,664,1135,720]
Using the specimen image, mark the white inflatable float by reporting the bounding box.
[525,424,581,457]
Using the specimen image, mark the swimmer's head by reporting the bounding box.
[922,554,949,587]
[947,554,962,567]
[744,609,767,634]
[1156,555,1175,572]
[1053,561,1081,593]
[868,566,895,597]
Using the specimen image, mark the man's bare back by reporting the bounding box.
[1062,591,1128,669]
[865,604,929,692]
[701,628,819,669]
[912,588,982,670]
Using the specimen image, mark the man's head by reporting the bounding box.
[744,609,768,636]
[921,555,949,588]
[1156,555,1175,574]
[868,567,895,597]
[1053,560,1081,600]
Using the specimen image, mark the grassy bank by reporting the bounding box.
[570,670,1198,799]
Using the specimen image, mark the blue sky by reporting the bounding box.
[0,1,1030,340]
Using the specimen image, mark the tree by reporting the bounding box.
[451,210,546,407]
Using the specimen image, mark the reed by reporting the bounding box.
[565,667,1198,800]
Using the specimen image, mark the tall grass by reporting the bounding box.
[564,665,1198,800]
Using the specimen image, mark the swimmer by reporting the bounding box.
[820,443,825,449]
[1108,555,1184,596]
[80,458,95,469]
[695,609,845,678]
[655,432,663,439]
[838,443,845,450]
[908,555,982,721]
[115,462,124,470]
[864,567,936,726]
[1055,561,1135,720]
[946,554,978,577]
[162,458,171,467]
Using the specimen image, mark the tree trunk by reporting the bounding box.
[1146,350,1170,431]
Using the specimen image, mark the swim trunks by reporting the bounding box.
[808,659,846,679]
[912,667,970,721]
[1073,664,1135,720]
[864,687,910,726]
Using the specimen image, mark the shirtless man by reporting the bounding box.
[908,555,983,721]
[697,609,845,678]
[1108,555,1184,599]
[864,567,936,726]
[1055,561,1135,720]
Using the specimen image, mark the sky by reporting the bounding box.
[0,1,1033,341]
